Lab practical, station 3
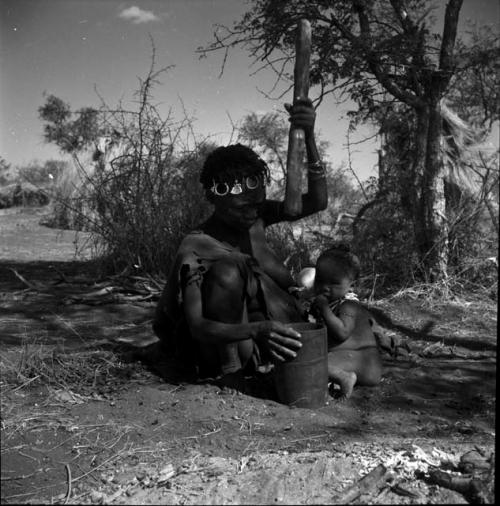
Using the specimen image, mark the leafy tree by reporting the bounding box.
[360,97,498,287]
[447,24,500,130]
[0,157,11,185]
[237,109,364,272]
[237,110,330,191]
[38,94,102,153]
[17,159,68,186]
[239,111,289,185]
[238,109,361,207]
[199,0,499,281]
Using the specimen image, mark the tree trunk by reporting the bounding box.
[412,107,429,267]
[484,197,499,236]
[419,99,449,281]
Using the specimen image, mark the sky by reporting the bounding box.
[1,0,499,182]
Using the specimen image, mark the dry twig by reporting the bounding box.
[9,268,40,291]
[63,464,72,505]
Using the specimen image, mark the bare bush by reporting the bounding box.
[44,52,214,275]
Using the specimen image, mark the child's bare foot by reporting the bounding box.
[329,370,357,400]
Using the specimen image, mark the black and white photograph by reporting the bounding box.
[0,0,497,503]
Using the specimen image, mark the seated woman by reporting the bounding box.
[153,99,328,381]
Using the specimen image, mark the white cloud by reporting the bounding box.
[118,6,160,24]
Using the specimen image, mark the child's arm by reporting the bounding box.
[313,295,357,343]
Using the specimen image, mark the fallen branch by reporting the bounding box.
[389,482,422,499]
[0,471,37,481]
[427,469,492,504]
[144,273,165,291]
[285,433,329,445]
[180,426,222,440]
[334,464,391,503]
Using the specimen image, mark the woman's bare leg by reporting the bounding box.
[200,258,254,375]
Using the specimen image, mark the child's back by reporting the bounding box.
[325,298,382,389]
[326,299,378,351]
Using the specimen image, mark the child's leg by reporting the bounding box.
[328,365,357,400]
[356,347,382,385]
[328,347,382,397]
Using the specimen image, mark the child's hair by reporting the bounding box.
[200,143,269,188]
[317,243,361,280]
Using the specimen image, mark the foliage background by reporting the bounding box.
[2,1,498,298]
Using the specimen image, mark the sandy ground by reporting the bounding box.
[0,207,94,262]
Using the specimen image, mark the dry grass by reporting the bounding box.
[0,340,151,440]
[385,273,497,308]
[0,340,136,392]
[0,339,157,506]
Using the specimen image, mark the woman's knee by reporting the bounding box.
[203,257,248,322]
[205,257,245,293]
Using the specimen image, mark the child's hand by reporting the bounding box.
[314,294,329,309]
[310,294,329,319]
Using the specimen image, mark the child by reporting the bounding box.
[307,245,382,399]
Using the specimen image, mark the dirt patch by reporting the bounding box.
[0,207,496,504]
[0,207,94,262]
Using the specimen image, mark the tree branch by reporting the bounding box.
[440,0,464,78]
[348,0,424,108]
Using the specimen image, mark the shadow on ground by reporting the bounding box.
[368,305,497,352]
